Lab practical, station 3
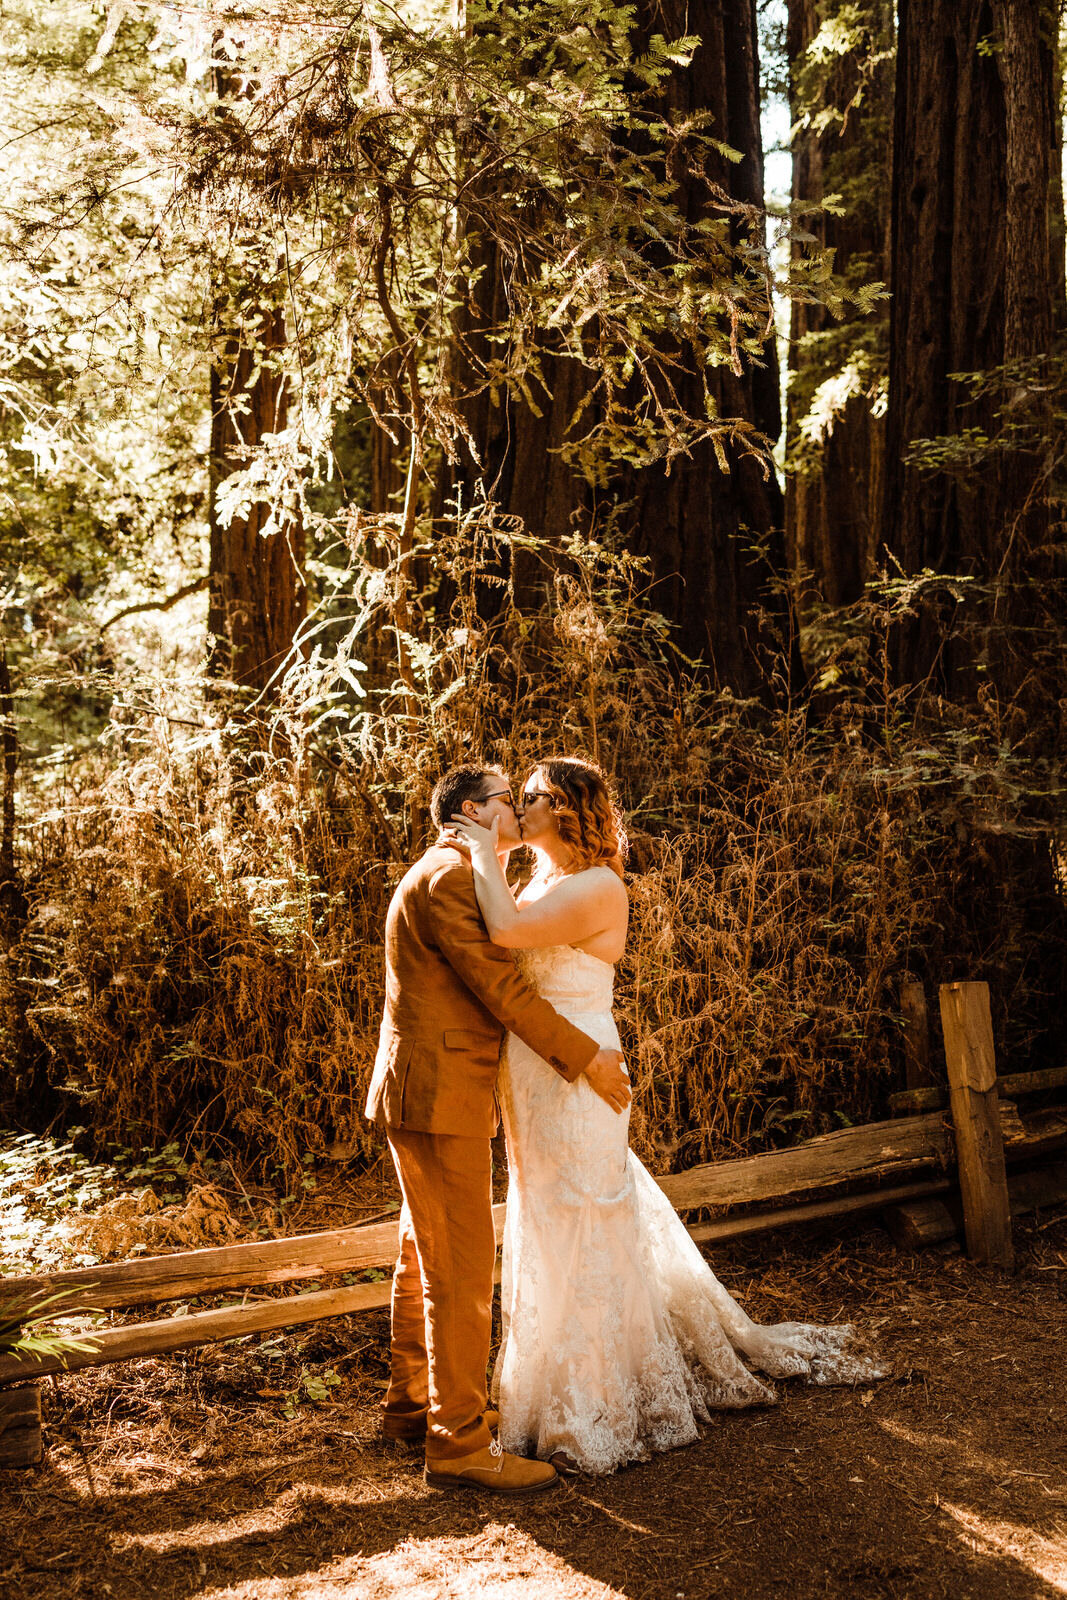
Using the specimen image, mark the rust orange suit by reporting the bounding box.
[365,841,599,1459]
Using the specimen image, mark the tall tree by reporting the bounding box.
[206,54,306,700]
[882,0,1062,689]
[437,0,791,692]
[207,295,306,697]
[617,0,789,687]
[785,0,893,616]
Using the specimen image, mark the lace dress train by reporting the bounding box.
[491,945,886,1476]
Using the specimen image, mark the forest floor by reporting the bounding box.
[2,1148,1067,1600]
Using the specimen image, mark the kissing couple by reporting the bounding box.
[365,757,883,1494]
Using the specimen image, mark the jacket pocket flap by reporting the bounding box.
[442,1028,497,1049]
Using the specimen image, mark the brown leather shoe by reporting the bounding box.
[383,1408,500,1444]
[425,1441,558,1496]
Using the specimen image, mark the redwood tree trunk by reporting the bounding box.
[0,645,24,931]
[882,0,1061,689]
[208,303,306,696]
[785,0,892,615]
[617,0,788,689]
[432,217,589,602]
[437,0,789,693]
[996,0,1055,362]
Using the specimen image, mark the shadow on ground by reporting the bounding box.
[3,1219,1066,1600]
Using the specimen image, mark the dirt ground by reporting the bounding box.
[3,1204,1067,1600]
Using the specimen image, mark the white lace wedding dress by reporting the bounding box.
[491,943,886,1476]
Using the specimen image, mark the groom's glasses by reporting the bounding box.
[478,789,517,809]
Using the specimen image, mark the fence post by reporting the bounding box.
[901,980,934,1090]
[939,981,1014,1271]
[0,1384,42,1467]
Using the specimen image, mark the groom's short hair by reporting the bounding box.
[430,763,506,830]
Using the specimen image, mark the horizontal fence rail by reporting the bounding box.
[889,1063,1067,1115]
[1,983,1065,1423]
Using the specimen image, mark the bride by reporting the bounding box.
[448,755,884,1476]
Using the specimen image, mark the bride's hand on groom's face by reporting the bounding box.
[446,814,499,852]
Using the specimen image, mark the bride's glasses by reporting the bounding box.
[521,789,555,808]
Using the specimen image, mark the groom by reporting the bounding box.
[365,762,630,1495]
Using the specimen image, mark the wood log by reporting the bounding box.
[0,1385,42,1467]
[889,1064,1067,1114]
[883,1160,1067,1253]
[0,1211,423,1317]
[4,1158,1062,1392]
[0,1279,396,1385]
[687,1178,951,1247]
[888,1085,945,1113]
[882,1197,958,1250]
[1007,1160,1067,1215]
[0,1180,953,1386]
[999,1065,1067,1099]
[1005,1106,1067,1160]
[940,982,1014,1271]
[901,980,934,1090]
[654,1111,951,1212]
[997,1099,1027,1146]
[5,1096,1062,1336]
[1,1116,954,1319]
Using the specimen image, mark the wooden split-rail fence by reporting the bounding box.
[2,981,1066,1470]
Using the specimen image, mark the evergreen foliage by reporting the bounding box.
[0,0,1062,1181]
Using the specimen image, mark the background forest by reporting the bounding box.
[0,0,1064,1189]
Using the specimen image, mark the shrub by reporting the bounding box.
[3,539,1062,1182]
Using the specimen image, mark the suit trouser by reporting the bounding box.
[385,1128,495,1461]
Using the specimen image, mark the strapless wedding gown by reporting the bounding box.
[491,943,885,1475]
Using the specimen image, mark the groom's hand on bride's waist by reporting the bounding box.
[583,1048,631,1114]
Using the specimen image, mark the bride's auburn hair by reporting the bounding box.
[534,757,628,879]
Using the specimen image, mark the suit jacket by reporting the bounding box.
[364,842,599,1137]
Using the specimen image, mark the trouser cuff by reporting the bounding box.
[424,1418,493,1462]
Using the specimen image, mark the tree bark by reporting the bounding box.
[996,0,1054,362]
[883,1,1004,628]
[437,0,791,694]
[989,0,1058,668]
[207,302,306,697]
[882,0,1061,689]
[432,217,589,602]
[616,0,789,689]
[0,645,24,932]
[785,0,892,615]
[207,57,306,702]
[1049,25,1066,329]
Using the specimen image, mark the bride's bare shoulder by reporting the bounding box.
[578,865,629,902]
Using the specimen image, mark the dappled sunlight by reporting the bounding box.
[872,1406,1067,1596]
[876,1416,1033,1484]
[1,0,1065,1595]
[5,1220,1067,1600]
[350,1529,627,1600]
[940,1501,1067,1595]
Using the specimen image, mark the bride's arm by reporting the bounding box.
[447,817,626,948]
[452,821,524,940]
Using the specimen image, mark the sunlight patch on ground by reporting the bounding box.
[114,1512,285,1555]
[196,1528,630,1600]
[941,1500,1067,1594]
[877,1416,1008,1482]
[333,1530,627,1600]
[123,1518,628,1599]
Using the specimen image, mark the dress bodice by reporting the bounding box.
[516,945,615,1014]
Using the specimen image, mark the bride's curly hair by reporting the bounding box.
[533,757,628,879]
